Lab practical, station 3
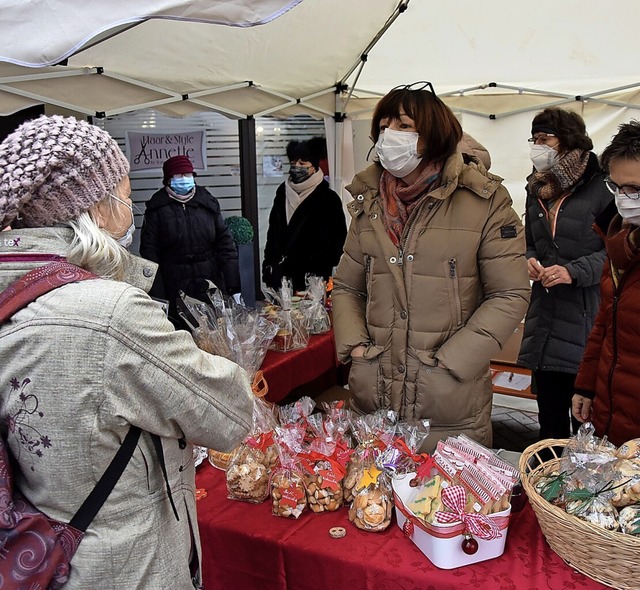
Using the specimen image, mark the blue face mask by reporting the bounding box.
[170,176,196,195]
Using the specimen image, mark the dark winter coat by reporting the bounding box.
[575,203,640,446]
[262,179,347,292]
[518,153,612,373]
[140,186,240,323]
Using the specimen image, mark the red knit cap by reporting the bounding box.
[163,155,194,185]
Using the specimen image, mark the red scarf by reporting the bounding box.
[379,161,443,247]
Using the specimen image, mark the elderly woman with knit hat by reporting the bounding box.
[0,115,253,589]
[140,155,240,328]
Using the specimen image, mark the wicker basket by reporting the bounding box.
[519,438,640,590]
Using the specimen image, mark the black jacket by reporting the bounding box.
[518,153,613,373]
[140,186,240,324]
[262,179,347,292]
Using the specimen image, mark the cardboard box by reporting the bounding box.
[392,475,511,569]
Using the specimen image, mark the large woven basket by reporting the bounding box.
[519,438,640,590]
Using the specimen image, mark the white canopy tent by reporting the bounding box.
[1,0,640,212]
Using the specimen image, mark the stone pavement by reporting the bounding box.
[492,393,539,453]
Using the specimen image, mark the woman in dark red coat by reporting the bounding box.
[573,121,640,446]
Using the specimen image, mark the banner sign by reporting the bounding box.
[126,130,206,172]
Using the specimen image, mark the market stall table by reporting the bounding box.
[261,329,338,404]
[195,464,610,590]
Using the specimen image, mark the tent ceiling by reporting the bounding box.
[1,0,640,120]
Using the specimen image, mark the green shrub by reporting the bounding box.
[225,216,254,244]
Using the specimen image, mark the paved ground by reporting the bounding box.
[491,393,539,453]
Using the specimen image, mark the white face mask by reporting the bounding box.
[614,193,640,226]
[375,128,422,178]
[116,221,135,249]
[530,144,559,172]
[110,194,135,249]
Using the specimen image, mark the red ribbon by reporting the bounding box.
[435,485,502,540]
[392,439,433,478]
[246,431,275,453]
[298,450,347,481]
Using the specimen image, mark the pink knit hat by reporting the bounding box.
[0,115,130,229]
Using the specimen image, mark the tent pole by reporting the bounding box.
[238,116,261,301]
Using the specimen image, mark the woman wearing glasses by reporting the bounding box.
[573,121,640,445]
[332,83,530,451]
[517,107,612,440]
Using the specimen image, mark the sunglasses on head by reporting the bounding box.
[389,81,436,95]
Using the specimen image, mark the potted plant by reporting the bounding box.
[225,216,256,307]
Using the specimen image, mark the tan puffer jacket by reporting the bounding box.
[333,153,530,451]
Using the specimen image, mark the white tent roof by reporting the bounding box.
[1,0,640,121]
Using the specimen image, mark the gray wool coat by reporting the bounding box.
[0,227,254,589]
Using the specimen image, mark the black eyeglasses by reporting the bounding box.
[390,81,436,94]
[604,176,640,199]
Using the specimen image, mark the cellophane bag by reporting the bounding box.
[299,275,331,334]
[343,411,395,503]
[180,285,278,382]
[262,278,309,351]
[299,414,348,513]
[226,398,279,503]
[270,424,308,519]
[347,420,396,532]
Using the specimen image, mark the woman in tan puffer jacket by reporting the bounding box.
[333,84,530,452]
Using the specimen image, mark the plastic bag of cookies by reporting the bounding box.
[299,414,348,513]
[270,425,308,519]
[344,412,394,503]
[226,443,270,503]
[348,459,393,532]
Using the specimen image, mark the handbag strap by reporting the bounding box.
[0,260,96,323]
[69,426,142,532]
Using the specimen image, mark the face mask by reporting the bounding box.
[170,176,196,195]
[289,165,311,184]
[375,128,422,178]
[615,193,640,226]
[530,144,559,172]
[116,221,135,249]
[110,194,135,249]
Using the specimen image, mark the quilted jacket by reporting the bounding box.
[332,154,530,451]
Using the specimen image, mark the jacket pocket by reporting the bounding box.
[414,350,476,427]
[349,346,385,413]
[444,258,462,328]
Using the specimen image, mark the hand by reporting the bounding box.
[539,264,571,289]
[572,394,592,422]
[527,257,542,281]
[350,345,367,358]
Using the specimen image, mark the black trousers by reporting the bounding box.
[533,370,581,440]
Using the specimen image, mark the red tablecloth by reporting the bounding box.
[195,464,610,590]
[261,330,338,403]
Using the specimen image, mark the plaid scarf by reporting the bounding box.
[527,149,589,201]
[379,161,443,247]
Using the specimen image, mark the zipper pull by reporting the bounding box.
[398,248,404,266]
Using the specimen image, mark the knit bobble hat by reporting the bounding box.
[0,114,130,229]
[163,155,195,185]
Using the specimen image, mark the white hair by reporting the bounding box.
[65,195,129,280]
